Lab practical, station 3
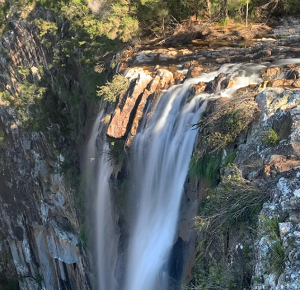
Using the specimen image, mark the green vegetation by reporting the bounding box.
[0,130,5,142]
[188,165,267,290]
[262,129,279,146]
[183,261,242,290]
[97,75,129,102]
[36,274,43,290]
[189,151,222,183]
[108,139,127,165]
[190,101,255,183]
[259,216,285,279]
[195,166,266,244]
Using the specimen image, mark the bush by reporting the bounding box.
[97,75,129,102]
[0,130,5,142]
[195,165,266,258]
[189,151,222,184]
[262,129,279,146]
[259,216,285,279]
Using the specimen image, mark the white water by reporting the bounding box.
[124,63,266,290]
[91,59,300,290]
[86,112,118,290]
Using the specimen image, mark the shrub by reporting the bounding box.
[185,262,239,290]
[195,165,266,259]
[97,75,129,102]
[106,139,127,165]
[0,130,5,142]
[34,19,58,38]
[259,216,285,279]
[189,151,222,184]
[262,129,279,146]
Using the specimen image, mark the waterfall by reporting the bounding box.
[124,63,265,290]
[91,62,271,290]
[86,112,118,290]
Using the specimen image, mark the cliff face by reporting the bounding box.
[0,9,93,290]
[0,103,90,290]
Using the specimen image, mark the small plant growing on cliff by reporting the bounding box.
[35,19,58,38]
[0,130,5,142]
[195,165,267,258]
[259,216,285,279]
[262,129,279,146]
[189,151,222,184]
[97,75,129,102]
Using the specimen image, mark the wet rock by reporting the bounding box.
[261,67,282,81]
[216,57,228,64]
[292,79,300,87]
[182,60,199,69]
[107,72,153,138]
[286,66,300,79]
[186,65,203,78]
[156,69,174,89]
[174,72,185,84]
[269,79,294,87]
[193,82,207,94]
[205,73,233,92]
[133,51,157,64]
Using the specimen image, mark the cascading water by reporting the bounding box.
[91,61,284,290]
[124,63,266,290]
[86,112,118,290]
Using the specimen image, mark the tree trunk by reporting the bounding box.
[206,0,211,19]
[224,0,228,18]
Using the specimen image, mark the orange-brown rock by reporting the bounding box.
[174,72,185,84]
[269,79,294,87]
[156,69,174,89]
[264,155,300,178]
[187,65,203,78]
[126,76,161,145]
[193,82,207,94]
[261,67,282,81]
[183,60,199,69]
[293,79,300,88]
[107,72,153,138]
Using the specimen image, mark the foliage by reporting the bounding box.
[36,275,43,290]
[184,262,240,290]
[195,165,266,259]
[0,274,19,290]
[79,224,88,248]
[223,150,236,165]
[97,74,129,102]
[189,165,267,290]
[35,19,58,38]
[107,139,127,165]
[189,151,222,183]
[262,129,279,146]
[259,216,285,279]
[197,107,255,159]
[0,130,5,142]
